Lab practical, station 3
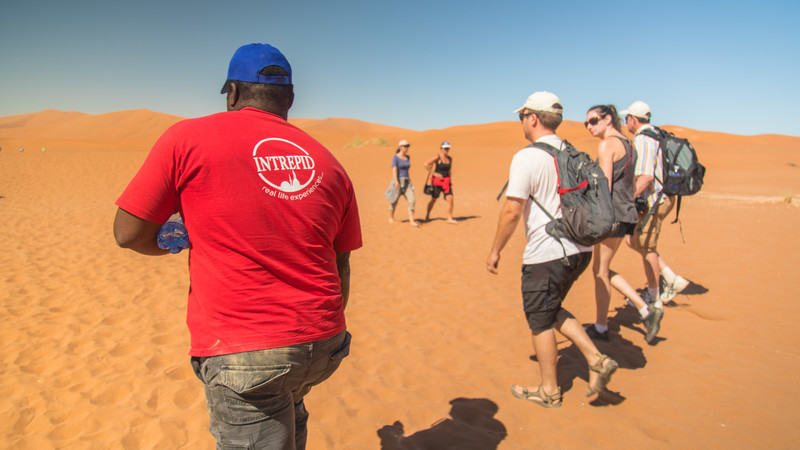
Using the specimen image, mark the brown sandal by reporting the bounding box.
[510,384,562,408]
[586,354,618,397]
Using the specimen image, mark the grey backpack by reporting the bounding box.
[528,140,617,247]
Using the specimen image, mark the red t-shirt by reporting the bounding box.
[116,108,362,356]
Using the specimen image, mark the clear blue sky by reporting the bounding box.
[1,1,798,136]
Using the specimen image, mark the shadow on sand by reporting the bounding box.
[416,215,480,225]
[378,398,507,450]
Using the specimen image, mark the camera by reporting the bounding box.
[635,197,647,215]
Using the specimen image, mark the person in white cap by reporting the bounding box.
[487,91,618,408]
[622,101,689,312]
[385,139,419,226]
[424,140,458,224]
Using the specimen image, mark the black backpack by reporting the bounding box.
[527,140,617,249]
[639,127,706,228]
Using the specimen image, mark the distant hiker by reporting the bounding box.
[385,139,419,226]
[487,91,618,407]
[424,141,458,223]
[622,101,689,309]
[583,104,662,344]
[114,43,362,449]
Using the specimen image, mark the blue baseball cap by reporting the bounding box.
[221,43,292,94]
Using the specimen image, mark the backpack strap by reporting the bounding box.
[527,141,572,264]
[531,140,590,195]
[530,192,570,265]
[496,180,509,201]
[639,127,661,142]
[672,196,682,224]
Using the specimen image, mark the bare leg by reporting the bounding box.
[446,195,457,223]
[658,253,668,272]
[625,234,659,308]
[425,197,436,221]
[644,251,660,299]
[609,272,648,310]
[530,328,559,395]
[554,310,609,390]
[388,204,396,223]
[592,238,623,326]
[408,208,418,227]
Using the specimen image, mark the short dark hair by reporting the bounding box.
[588,104,622,132]
[226,65,294,106]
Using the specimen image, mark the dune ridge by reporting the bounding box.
[1,109,799,448]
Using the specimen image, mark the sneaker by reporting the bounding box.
[585,324,609,342]
[643,304,664,344]
[660,276,690,303]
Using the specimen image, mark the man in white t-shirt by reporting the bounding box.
[487,91,619,408]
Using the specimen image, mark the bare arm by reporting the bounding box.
[424,156,438,175]
[486,197,525,274]
[633,174,653,198]
[336,251,352,310]
[113,208,169,255]
[391,166,399,188]
[633,134,656,198]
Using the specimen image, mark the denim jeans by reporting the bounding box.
[191,330,351,450]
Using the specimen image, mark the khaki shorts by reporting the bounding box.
[632,195,675,252]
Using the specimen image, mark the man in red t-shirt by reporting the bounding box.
[113,43,362,449]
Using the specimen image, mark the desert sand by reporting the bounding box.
[1,109,799,449]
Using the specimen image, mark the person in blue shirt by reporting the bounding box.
[385,139,419,226]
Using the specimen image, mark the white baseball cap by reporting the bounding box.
[513,91,563,114]
[620,101,651,119]
[398,139,410,147]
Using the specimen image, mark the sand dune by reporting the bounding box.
[1,110,798,448]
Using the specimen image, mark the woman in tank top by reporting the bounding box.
[423,141,458,224]
[583,105,659,343]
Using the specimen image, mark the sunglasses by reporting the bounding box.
[584,116,604,128]
[519,111,534,122]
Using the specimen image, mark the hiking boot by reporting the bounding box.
[585,324,609,343]
[660,276,690,303]
[643,304,664,344]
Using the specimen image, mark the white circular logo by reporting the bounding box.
[252,138,316,193]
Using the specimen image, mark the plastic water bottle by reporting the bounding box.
[157,214,190,254]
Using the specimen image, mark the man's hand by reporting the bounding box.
[486,251,501,274]
[486,197,524,275]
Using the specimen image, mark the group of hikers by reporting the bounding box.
[385,139,459,226]
[486,92,691,408]
[114,42,694,447]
